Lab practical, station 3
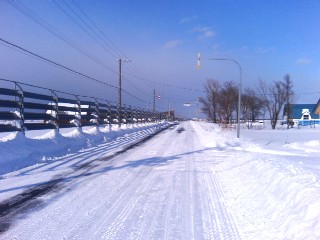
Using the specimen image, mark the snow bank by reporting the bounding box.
[1,120,319,239]
[0,122,169,175]
[229,157,320,239]
[191,121,320,239]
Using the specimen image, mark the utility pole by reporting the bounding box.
[287,89,289,129]
[168,101,170,119]
[153,89,156,112]
[117,58,130,127]
[196,98,199,120]
[118,58,122,127]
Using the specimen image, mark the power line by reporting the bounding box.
[251,91,320,97]
[298,91,320,95]
[69,1,195,95]
[8,0,118,76]
[1,37,153,104]
[54,0,156,99]
[125,73,206,92]
[70,1,156,95]
[0,37,117,89]
[123,75,153,99]
[122,89,149,104]
[53,0,118,59]
[52,1,204,96]
[6,1,206,103]
[72,0,128,59]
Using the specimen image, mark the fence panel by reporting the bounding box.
[0,79,161,134]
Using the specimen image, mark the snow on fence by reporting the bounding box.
[297,120,320,127]
[0,79,162,133]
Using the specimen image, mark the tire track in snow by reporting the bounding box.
[6,163,135,239]
[80,127,178,239]
[190,121,241,240]
[102,178,155,239]
[100,127,182,239]
[201,162,241,239]
[198,165,218,239]
[162,176,176,240]
[1,122,245,239]
[50,125,177,239]
[182,125,196,239]
[0,124,174,239]
[61,160,160,239]
[62,167,141,239]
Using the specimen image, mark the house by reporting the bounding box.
[283,104,319,126]
[313,99,320,115]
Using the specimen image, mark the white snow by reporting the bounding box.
[0,123,167,175]
[191,123,320,239]
[0,121,320,239]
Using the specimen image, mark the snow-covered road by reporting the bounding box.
[1,121,320,239]
[1,122,241,239]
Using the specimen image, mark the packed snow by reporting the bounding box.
[0,121,319,239]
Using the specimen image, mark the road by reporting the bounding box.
[0,122,241,239]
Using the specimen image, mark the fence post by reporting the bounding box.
[128,105,133,127]
[123,104,128,127]
[75,95,82,131]
[14,82,24,134]
[106,100,112,130]
[51,90,59,133]
[132,106,138,125]
[92,97,99,128]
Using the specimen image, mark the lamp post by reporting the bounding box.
[198,52,242,138]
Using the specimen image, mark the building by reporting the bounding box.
[283,104,319,126]
[160,110,175,120]
[313,99,320,115]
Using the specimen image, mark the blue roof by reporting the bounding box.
[284,104,318,119]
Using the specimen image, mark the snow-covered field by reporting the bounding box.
[194,122,320,239]
[0,121,319,239]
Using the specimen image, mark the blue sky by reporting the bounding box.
[1,0,319,118]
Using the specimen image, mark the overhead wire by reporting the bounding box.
[122,89,149,104]
[6,1,154,104]
[122,75,153,99]
[54,0,118,59]
[7,1,206,107]
[72,0,128,59]
[0,37,118,89]
[70,0,205,95]
[70,1,153,96]
[8,0,118,76]
[67,0,206,98]
[126,73,207,92]
[1,38,152,104]
[59,0,155,100]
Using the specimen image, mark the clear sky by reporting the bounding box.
[1,0,319,118]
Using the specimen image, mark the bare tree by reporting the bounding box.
[242,88,264,129]
[283,74,294,128]
[218,81,238,124]
[199,79,220,122]
[258,79,287,129]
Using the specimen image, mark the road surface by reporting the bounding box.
[1,122,241,239]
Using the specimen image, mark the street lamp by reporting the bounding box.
[197,52,242,138]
